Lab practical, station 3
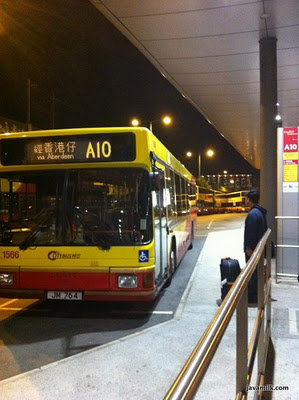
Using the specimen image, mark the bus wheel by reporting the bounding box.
[164,247,177,288]
[170,247,177,273]
[188,223,194,250]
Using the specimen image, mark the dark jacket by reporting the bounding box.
[244,205,267,252]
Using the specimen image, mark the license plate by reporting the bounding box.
[47,291,82,300]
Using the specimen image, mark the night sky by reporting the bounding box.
[0,0,258,176]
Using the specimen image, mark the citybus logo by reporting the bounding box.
[48,251,81,261]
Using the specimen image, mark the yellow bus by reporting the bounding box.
[196,186,216,215]
[214,190,249,213]
[0,127,196,302]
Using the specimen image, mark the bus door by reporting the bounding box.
[152,167,168,283]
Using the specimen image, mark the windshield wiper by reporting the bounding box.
[73,208,111,250]
[93,234,111,250]
[19,209,53,250]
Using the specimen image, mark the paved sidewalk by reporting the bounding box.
[0,228,298,400]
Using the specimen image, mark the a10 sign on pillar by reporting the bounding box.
[283,127,298,191]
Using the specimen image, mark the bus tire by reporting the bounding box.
[188,223,194,250]
[164,245,177,288]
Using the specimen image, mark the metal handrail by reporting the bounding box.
[275,216,299,219]
[276,244,299,248]
[275,215,299,282]
[164,229,272,400]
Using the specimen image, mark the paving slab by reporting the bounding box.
[0,228,298,400]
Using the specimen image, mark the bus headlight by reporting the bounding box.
[118,275,138,288]
[0,273,14,285]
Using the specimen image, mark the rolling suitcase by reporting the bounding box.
[220,257,241,300]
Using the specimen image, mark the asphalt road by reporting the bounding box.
[0,213,246,381]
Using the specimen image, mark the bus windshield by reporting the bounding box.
[0,168,152,248]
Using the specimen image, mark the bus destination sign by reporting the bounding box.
[0,132,136,166]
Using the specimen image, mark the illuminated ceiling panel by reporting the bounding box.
[90,0,299,169]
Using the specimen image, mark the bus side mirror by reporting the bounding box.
[149,172,160,191]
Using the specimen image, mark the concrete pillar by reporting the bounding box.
[259,37,277,239]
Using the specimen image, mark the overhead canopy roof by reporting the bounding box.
[90,0,299,170]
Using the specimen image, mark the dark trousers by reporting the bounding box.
[246,254,257,303]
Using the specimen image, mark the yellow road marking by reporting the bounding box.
[0,298,19,308]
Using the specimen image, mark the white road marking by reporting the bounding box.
[111,310,173,315]
[152,311,173,315]
[207,220,214,229]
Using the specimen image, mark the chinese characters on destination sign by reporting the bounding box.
[33,139,111,161]
[0,132,136,165]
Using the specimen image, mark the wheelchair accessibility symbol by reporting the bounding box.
[138,250,149,263]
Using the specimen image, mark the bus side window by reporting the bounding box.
[180,177,188,214]
[175,173,182,215]
[165,167,176,220]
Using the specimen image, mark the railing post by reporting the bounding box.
[257,256,265,374]
[266,240,272,328]
[236,286,248,395]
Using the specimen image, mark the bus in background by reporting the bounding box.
[196,187,249,215]
[196,186,218,215]
[187,177,198,215]
[214,190,249,213]
[0,127,196,302]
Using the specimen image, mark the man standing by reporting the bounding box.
[244,188,267,303]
